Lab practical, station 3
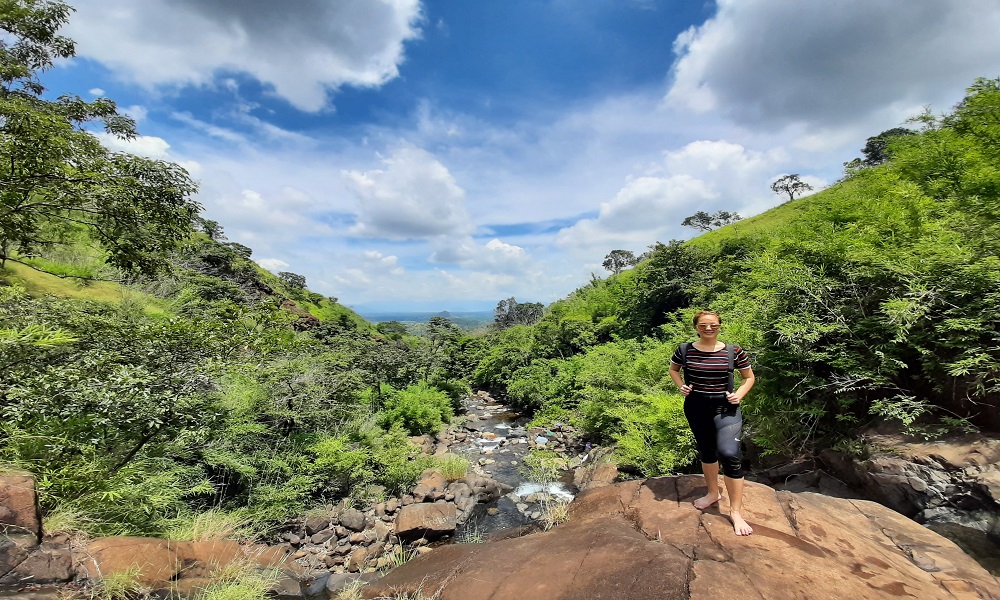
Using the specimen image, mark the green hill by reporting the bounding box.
[471,78,1000,472]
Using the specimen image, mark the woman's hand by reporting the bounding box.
[679,384,693,396]
[726,392,741,404]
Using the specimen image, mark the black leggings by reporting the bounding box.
[683,391,744,479]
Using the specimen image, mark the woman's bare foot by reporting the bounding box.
[693,493,722,510]
[731,511,753,536]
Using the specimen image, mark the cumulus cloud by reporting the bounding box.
[666,0,1000,129]
[343,146,473,240]
[202,187,336,249]
[558,140,796,249]
[429,237,529,273]
[256,258,289,272]
[64,0,423,111]
[96,133,171,159]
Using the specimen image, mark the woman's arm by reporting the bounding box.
[669,363,692,396]
[726,367,755,404]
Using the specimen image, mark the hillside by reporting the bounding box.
[471,79,1000,471]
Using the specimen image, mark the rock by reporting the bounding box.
[361,476,1000,600]
[0,545,74,585]
[310,531,334,545]
[303,514,331,536]
[325,572,364,597]
[0,475,41,541]
[75,538,295,596]
[340,508,367,532]
[394,503,457,540]
[573,446,619,491]
[820,434,1000,535]
[347,547,369,572]
[269,572,304,599]
[385,498,400,513]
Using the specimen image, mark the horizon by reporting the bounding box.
[42,0,1000,311]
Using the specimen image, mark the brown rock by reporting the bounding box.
[362,476,1000,600]
[303,514,332,536]
[76,537,294,592]
[0,475,41,540]
[347,547,368,573]
[394,504,457,540]
[0,545,73,585]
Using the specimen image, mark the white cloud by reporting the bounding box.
[256,258,289,271]
[343,146,473,240]
[557,140,794,250]
[96,133,171,159]
[88,87,105,96]
[666,0,1000,131]
[64,0,423,111]
[429,237,529,273]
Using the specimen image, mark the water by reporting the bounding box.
[451,396,577,539]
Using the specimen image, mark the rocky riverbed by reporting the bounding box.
[5,391,996,598]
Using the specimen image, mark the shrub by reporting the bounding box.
[380,382,453,435]
[607,392,696,476]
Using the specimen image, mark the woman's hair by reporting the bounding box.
[692,310,721,337]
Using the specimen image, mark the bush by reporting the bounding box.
[380,382,453,435]
[607,392,696,476]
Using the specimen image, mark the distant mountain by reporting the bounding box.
[356,310,494,330]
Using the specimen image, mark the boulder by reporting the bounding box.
[0,545,73,585]
[820,433,1000,533]
[573,446,619,491]
[394,504,457,540]
[339,508,367,532]
[303,514,332,536]
[75,537,295,595]
[362,475,1000,600]
[0,475,41,540]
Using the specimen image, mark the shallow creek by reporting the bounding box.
[447,396,577,539]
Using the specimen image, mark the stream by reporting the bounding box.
[447,395,578,540]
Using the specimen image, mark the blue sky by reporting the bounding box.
[43,0,1000,311]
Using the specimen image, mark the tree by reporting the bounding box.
[681,210,742,232]
[770,174,813,202]
[493,297,544,329]
[0,0,201,275]
[860,127,916,166]
[602,249,638,275]
[376,320,408,340]
[278,271,306,291]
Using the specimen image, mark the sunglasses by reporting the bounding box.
[696,323,721,330]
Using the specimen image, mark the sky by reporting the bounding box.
[42,0,1000,312]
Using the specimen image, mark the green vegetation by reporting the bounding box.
[0,0,467,538]
[471,78,1000,472]
[3,0,999,556]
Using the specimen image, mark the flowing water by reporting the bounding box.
[449,396,577,540]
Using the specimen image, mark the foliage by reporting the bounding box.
[434,453,469,481]
[769,174,813,202]
[681,210,742,232]
[1,0,201,276]
[194,560,280,600]
[602,249,638,274]
[493,296,544,329]
[380,382,454,435]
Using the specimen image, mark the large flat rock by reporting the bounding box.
[362,475,1000,600]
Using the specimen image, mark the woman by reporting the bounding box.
[669,310,755,536]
